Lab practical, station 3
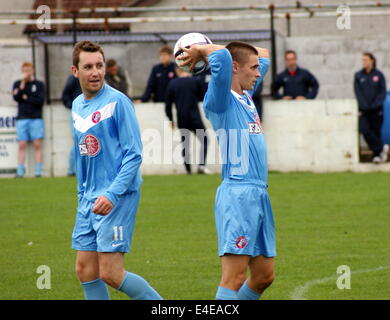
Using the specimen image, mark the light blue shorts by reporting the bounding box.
[215,179,276,258]
[72,191,140,253]
[16,119,44,141]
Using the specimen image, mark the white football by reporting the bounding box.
[174,32,212,75]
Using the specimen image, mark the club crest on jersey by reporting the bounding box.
[91,111,102,124]
[236,236,247,249]
[79,134,101,157]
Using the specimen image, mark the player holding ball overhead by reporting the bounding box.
[177,35,276,300]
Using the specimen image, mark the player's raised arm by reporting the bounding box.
[177,44,225,71]
[248,46,271,97]
[178,44,233,114]
[255,47,270,59]
[255,47,271,78]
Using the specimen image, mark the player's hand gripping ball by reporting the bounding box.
[174,32,212,75]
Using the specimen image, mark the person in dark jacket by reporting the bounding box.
[105,59,129,97]
[252,81,264,120]
[354,52,388,163]
[12,62,45,178]
[272,50,319,100]
[139,45,176,103]
[62,74,82,176]
[62,74,82,109]
[165,67,210,174]
[195,68,211,101]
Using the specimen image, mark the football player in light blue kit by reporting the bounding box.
[179,41,276,300]
[71,41,162,300]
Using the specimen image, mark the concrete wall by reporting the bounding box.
[0,40,32,106]
[0,0,32,38]
[0,101,221,177]
[284,36,390,101]
[130,0,390,38]
[263,99,359,172]
[3,98,389,178]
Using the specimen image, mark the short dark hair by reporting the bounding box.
[159,45,173,55]
[226,41,258,65]
[284,50,297,58]
[21,61,34,69]
[363,52,376,69]
[106,59,117,68]
[73,41,105,69]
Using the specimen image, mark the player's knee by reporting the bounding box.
[99,270,112,287]
[99,269,121,288]
[75,261,87,279]
[75,261,98,282]
[221,272,247,291]
[18,141,27,150]
[237,272,247,288]
[33,140,42,151]
[252,272,275,292]
[265,272,275,286]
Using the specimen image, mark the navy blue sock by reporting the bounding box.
[81,278,110,300]
[118,271,163,300]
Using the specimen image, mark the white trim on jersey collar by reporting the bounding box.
[230,89,255,112]
[72,101,117,133]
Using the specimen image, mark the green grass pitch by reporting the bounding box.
[1,172,390,300]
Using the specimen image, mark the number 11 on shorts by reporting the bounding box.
[113,226,123,241]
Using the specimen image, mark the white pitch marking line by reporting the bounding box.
[289,265,390,300]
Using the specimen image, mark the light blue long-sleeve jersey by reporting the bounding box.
[72,84,142,206]
[203,48,270,184]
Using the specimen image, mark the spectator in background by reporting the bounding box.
[165,67,210,175]
[354,52,388,163]
[252,82,264,120]
[195,68,211,101]
[138,45,176,103]
[105,59,131,97]
[62,74,82,109]
[62,74,82,176]
[12,62,45,178]
[272,50,319,100]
